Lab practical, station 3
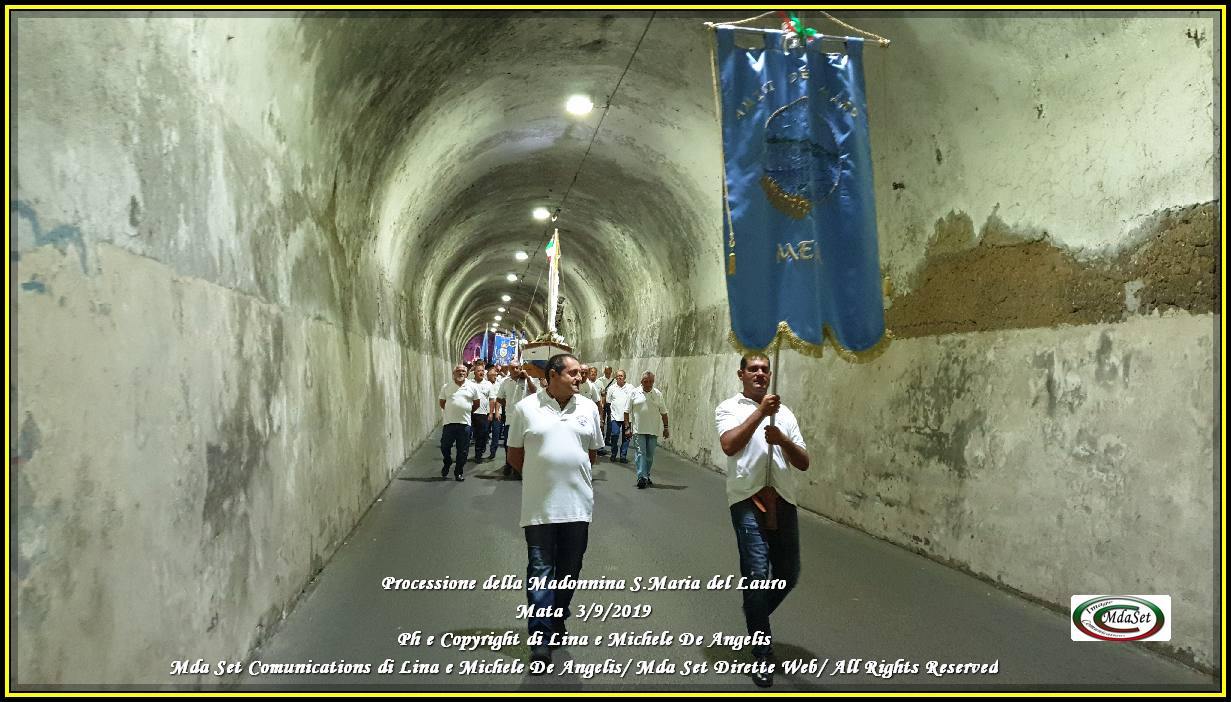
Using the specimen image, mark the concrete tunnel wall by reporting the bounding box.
[11,11,1219,685]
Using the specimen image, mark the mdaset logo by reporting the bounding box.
[1071,595,1171,642]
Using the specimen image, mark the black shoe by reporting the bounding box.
[751,669,773,688]
[646,477,654,487]
[487,453,496,459]
[528,646,551,674]
[455,474,465,482]
[441,465,450,478]
[637,478,647,489]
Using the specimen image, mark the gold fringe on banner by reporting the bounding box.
[727,320,894,364]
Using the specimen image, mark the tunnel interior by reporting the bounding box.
[12,10,1220,686]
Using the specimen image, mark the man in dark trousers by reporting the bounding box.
[715,352,810,688]
[506,354,604,672]
[438,364,481,481]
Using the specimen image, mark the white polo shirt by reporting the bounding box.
[597,375,615,398]
[714,393,807,507]
[498,377,536,409]
[628,386,668,436]
[507,390,605,527]
[439,380,481,426]
[606,381,635,417]
[488,376,506,416]
[578,380,601,406]
[472,379,494,416]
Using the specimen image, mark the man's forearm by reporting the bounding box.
[779,440,810,470]
[720,409,765,456]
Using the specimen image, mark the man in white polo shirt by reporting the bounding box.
[577,363,601,407]
[714,352,810,688]
[496,365,538,479]
[470,363,494,464]
[484,365,505,461]
[438,364,482,481]
[595,366,615,454]
[506,353,604,672]
[625,370,669,489]
[604,369,635,463]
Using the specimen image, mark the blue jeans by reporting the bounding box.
[440,423,471,475]
[729,498,800,660]
[607,419,630,459]
[525,522,589,646]
[488,418,505,457]
[633,434,657,480]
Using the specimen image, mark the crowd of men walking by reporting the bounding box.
[437,360,669,487]
[434,353,808,688]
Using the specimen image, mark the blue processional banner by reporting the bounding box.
[493,333,514,366]
[713,27,887,357]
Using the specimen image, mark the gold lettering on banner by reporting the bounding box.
[797,240,817,260]
[828,94,858,117]
[777,240,820,264]
[735,82,780,120]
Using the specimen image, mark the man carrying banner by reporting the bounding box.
[715,353,809,687]
[709,15,888,689]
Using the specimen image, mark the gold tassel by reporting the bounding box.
[727,321,894,364]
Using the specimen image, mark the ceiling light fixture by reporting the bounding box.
[566,95,594,115]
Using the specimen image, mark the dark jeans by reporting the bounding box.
[597,404,611,453]
[488,418,505,457]
[525,522,589,647]
[729,497,800,660]
[440,423,471,475]
[607,419,630,459]
[471,415,490,460]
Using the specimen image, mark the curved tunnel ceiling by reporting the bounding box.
[299,11,732,358]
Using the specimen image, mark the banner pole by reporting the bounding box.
[753,341,782,530]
